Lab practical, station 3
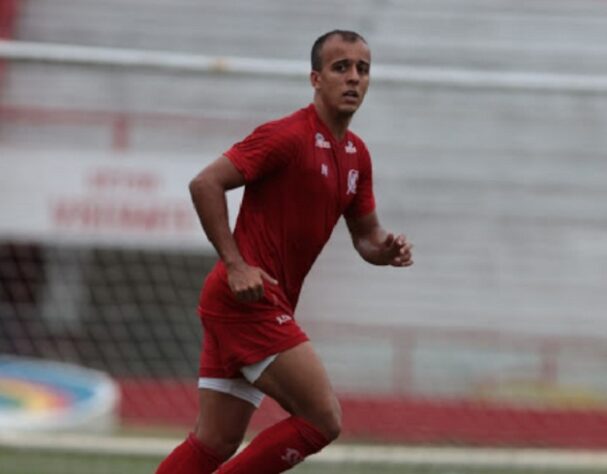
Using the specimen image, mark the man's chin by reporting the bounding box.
[337,104,359,117]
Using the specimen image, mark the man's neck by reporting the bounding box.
[313,99,352,141]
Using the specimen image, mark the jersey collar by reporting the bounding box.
[307,103,351,146]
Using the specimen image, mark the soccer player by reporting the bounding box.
[156,30,413,474]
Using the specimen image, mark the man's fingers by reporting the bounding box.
[388,234,411,257]
[395,234,410,249]
[260,269,278,285]
[390,234,413,267]
[387,234,408,250]
[384,233,395,248]
[392,257,414,267]
[401,242,413,256]
[234,269,276,301]
[229,265,277,302]
[236,285,263,302]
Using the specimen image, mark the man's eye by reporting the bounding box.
[334,63,347,72]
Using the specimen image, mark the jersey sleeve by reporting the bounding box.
[223,121,298,182]
[344,140,376,219]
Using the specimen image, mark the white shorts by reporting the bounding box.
[198,353,277,407]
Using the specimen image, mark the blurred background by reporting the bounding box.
[1,0,607,472]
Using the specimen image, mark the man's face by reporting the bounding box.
[311,35,371,117]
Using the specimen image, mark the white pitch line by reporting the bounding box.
[2,432,607,470]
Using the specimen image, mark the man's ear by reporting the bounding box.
[310,70,321,90]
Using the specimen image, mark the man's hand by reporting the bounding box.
[379,233,413,267]
[346,212,414,267]
[226,261,278,302]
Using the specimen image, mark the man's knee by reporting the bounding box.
[320,412,342,441]
[306,399,342,442]
[194,427,243,461]
[324,401,343,441]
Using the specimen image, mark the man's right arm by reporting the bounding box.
[189,155,276,301]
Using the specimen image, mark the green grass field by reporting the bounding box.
[0,448,603,474]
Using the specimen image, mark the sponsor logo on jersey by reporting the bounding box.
[345,140,357,154]
[281,448,304,466]
[276,314,293,325]
[347,169,359,194]
[321,163,329,176]
[315,132,331,149]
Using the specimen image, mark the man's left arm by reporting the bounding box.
[345,211,413,267]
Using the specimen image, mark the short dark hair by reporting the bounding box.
[311,30,367,72]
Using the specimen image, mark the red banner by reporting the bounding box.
[119,379,607,449]
[0,0,18,38]
[0,0,19,95]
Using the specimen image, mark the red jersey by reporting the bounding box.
[198,104,375,319]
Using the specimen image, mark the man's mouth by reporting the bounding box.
[343,90,359,98]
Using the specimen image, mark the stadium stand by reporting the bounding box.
[1,0,607,450]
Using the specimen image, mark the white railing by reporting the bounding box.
[2,39,607,93]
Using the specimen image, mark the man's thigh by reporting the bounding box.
[252,341,340,425]
[195,388,256,456]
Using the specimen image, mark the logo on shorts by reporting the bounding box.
[321,163,329,176]
[281,448,304,466]
[347,169,359,194]
[315,132,331,149]
[276,314,293,325]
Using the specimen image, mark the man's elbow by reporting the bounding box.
[188,175,201,197]
[189,169,213,198]
[351,236,367,258]
[351,236,379,265]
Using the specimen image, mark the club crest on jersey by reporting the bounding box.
[347,169,359,194]
[315,132,331,149]
[345,140,357,154]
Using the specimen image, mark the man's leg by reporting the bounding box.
[217,341,340,473]
[155,388,256,474]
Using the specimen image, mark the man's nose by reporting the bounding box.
[346,66,360,83]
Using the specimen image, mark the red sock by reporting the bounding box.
[155,432,224,474]
[217,416,330,473]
